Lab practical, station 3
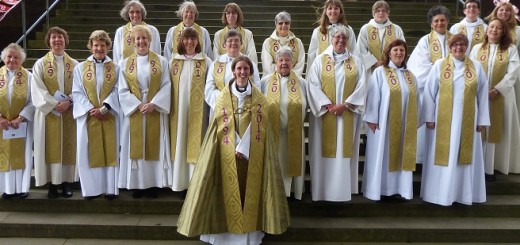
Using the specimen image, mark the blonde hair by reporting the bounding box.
[87,30,112,50]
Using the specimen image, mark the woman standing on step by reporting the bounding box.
[421,34,489,206]
[118,25,172,199]
[362,39,419,201]
[178,56,290,245]
[72,30,121,200]
[485,2,520,124]
[0,43,35,200]
[113,0,161,65]
[260,47,308,200]
[213,3,257,64]
[261,11,305,76]
[164,0,213,62]
[355,1,406,76]
[306,25,367,202]
[168,28,212,198]
[449,0,487,55]
[469,18,520,178]
[32,27,79,199]
[407,5,451,166]
[306,0,357,75]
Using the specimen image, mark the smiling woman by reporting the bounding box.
[71,30,121,200]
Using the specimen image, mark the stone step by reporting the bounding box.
[2,186,520,217]
[0,211,519,243]
[0,239,513,245]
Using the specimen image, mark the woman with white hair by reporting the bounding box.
[112,0,161,64]
[163,0,213,61]
[260,47,308,200]
[261,11,305,76]
[72,30,121,200]
[0,43,35,199]
[306,25,367,202]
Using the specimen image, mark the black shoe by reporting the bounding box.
[17,193,28,199]
[61,183,73,198]
[179,190,188,200]
[145,187,158,199]
[485,174,496,182]
[132,189,145,199]
[105,194,118,201]
[2,193,16,200]
[48,184,59,199]
[84,195,100,200]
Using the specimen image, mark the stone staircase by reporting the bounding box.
[4,0,520,243]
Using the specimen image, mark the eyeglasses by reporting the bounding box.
[226,39,241,44]
[451,42,467,47]
[277,21,290,26]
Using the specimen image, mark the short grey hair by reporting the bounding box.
[120,0,147,22]
[176,0,198,19]
[274,11,291,24]
[275,46,293,62]
[1,43,26,63]
[330,25,349,40]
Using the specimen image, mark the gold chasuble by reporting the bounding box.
[172,23,203,55]
[383,67,418,171]
[169,58,207,163]
[267,34,300,67]
[217,26,246,55]
[0,66,28,171]
[435,56,477,166]
[456,24,484,50]
[42,51,76,165]
[477,45,508,143]
[428,31,452,63]
[368,24,396,61]
[124,52,162,160]
[82,61,117,168]
[121,22,148,59]
[320,55,357,158]
[266,71,303,176]
[177,82,290,236]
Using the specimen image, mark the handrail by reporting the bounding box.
[16,0,61,50]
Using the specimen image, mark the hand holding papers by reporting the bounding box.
[2,121,27,139]
[51,90,72,116]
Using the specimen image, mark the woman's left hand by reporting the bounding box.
[9,116,24,129]
[488,89,500,100]
[327,103,347,116]
[140,103,156,114]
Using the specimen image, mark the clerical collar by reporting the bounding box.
[333,50,345,55]
[466,18,478,23]
[236,83,247,93]
[375,20,388,25]
[280,73,289,78]
[94,57,106,63]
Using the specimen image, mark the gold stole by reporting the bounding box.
[42,51,76,164]
[121,22,148,59]
[215,82,267,233]
[217,26,246,55]
[383,67,417,171]
[477,44,508,143]
[318,31,329,55]
[320,54,357,158]
[169,58,207,163]
[172,22,203,55]
[368,24,396,61]
[124,52,162,160]
[428,31,452,64]
[213,61,227,90]
[266,71,303,176]
[82,60,117,168]
[435,56,477,165]
[267,34,300,67]
[457,24,484,51]
[0,67,28,171]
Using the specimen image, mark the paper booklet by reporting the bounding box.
[2,121,27,139]
[51,90,71,116]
